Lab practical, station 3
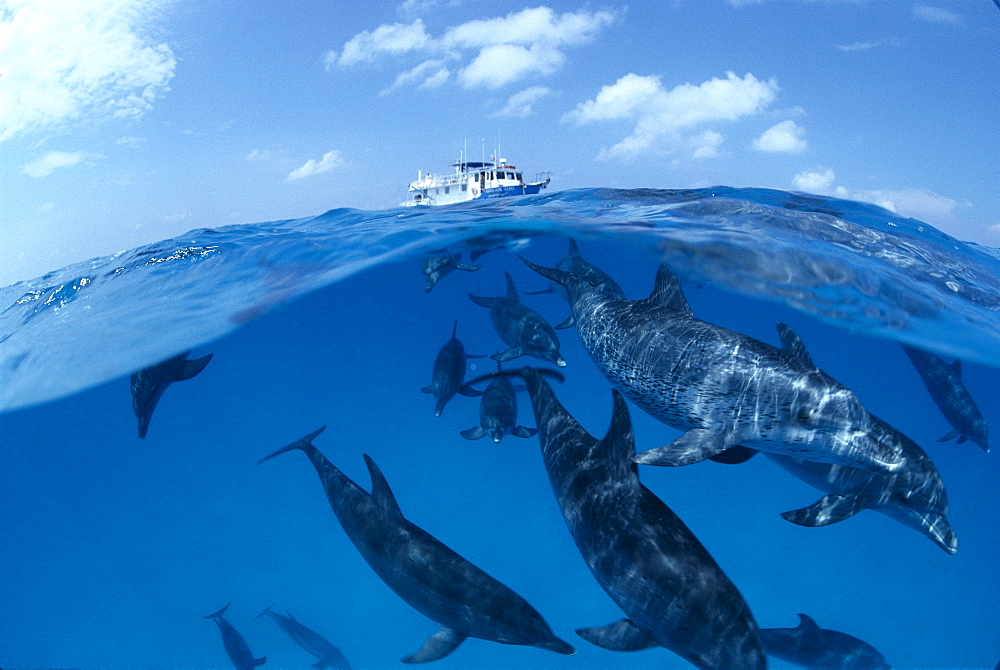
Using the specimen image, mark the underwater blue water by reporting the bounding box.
[0,188,997,668]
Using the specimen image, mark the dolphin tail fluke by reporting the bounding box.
[781,493,867,527]
[460,426,486,440]
[257,426,327,465]
[513,426,537,438]
[252,604,275,622]
[633,427,733,467]
[402,627,467,663]
[204,601,231,619]
[176,353,213,381]
[576,619,658,651]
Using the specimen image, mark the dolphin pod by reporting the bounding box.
[130,350,213,438]
[258,426,575,664]
[758,613,890,669]
[205,602,266,670]
[254,605,351,669]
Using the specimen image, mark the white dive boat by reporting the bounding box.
[401,157,550,207]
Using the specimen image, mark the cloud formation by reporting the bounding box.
[792,168,959,223]
[753,120,807,153]
[287,150,345,182]
[565,72,778,160]
[22,151,89,177]
[913,5,963,25]
[0,0,176,143]
[328,7,615,90]
[494,86,552,118]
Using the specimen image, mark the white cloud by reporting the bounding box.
[380,58,452,95]
[22,151,89,177]
[566,72,778,160]
[836,41,876,52]
[0,0,176,143]
[914,5,963,24]
[690,130,725,159]
[329,19,432,69]
[793,168,836,192]
[753,120,807,153]
[286,150,345,182]
[459,44,564,89]
[493,86,552,118]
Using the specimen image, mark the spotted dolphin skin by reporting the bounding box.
[759,614,890,669]
[521,259,903,474]
[469,272,566,367]
[254,605,351,669]
[504,366,765,669]
[461,364,537,443]
[131,350,213,439]
[204,602,266,670]
[902,344,989,452]
[527,239,625,329]
[422,253,480,293]
[421,321,483,416]
[258,427,574,664]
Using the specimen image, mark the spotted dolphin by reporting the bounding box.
[422,253,480,293]
[254,605,351,669]
[521,259,903,474]
[421,321,483,417]
[469,272,566,367]
[498,366,765,668]
[131,350,213,439]
[204,602,266,670]
[759,614,890,669]
[902,344,989,452]
[527,239,625,329]
[461,364,537,443]
[258,427,574,663]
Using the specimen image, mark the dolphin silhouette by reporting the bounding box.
[469,272,566,367]
[758,613,890,669]
[205,602,266,670]
[422,253,480,293]
[461,363,537,443]
[254,605,351,669]
[131,350,213,439]
[421,321,483,416]
[526,239,625,329]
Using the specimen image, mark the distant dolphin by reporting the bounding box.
[902,344,989,452]
[758,613,890,669]
[461,364,537,443]
[499,366,765,668]
[469,272,566,367]
[254,605,351,669]
[131,350,213,439]
[421,321,483,416]
[205,602,266,670]
[526,239,625,329]
[521,259,903,474]
[422,253,480,293]
[258,427,574,663]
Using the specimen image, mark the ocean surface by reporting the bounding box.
[0,187,997,668]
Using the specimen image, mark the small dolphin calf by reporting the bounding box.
[131,350,213,438]
[258,427,574,663]
[759,614,890,669]
[522,259,903,474]
[205,602,266,670]
[461,364,537,443]
[421,321,483,416]
[422,253,480,293]
[505,366,765,668]
[254,605,351,669]
[469,272,566,367]
[902,344,989,452]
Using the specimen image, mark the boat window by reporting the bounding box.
[444,187,450,194]
[515,172,522,181]
[461,183,467,191]
[505,172,513,179]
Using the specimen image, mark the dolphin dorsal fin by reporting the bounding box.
[952,358,962,377]
[644,265,691,314]
[777,323,814,367]
[363,454,403,519]
[596,390,638,477]
[796,613,821,637]
[503,272,519,301]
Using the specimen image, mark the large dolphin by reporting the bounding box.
[469,272,567,367]
[421,321,483,417]
[131,350,213,439]
[521,259,903,474]
[205,602,266,670]
[526,239,626,329]
[258,427,574,663]
[422,253,480,293]
[499,366,765,669]
[461,364,537,443]
[254,605,351,669]
[758,614,890,669]
[902,344,989,452]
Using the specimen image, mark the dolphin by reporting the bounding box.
[131,350,213,439]
[254,605,351,669]
[421,321,483,416]
[526,239,626,329]
[758,613,890,669]
[205,602,266,670]
[902,344,989,452]
[469,272,566,367]
[521,259,903,474]
[422,253,480,293]
[461,364,537,443]
[258,427,574,663]
[495,366,765,668]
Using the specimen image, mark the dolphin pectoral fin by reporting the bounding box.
[709,445,759,464]
[513,426,537,438]
[957,434,968,444]
[776,323,814,367]
[633,428,732,467]
[781,493,867,527]
[253,657,266,667]
[468,293,501,308]
[458,385,483,397]
[363,454,403,520]
[252,604,275,622]
[576,619,658,652]
[554,314,575,329]
[420,385,434,394]
[492,347,524,363]
[936,429,960,442]
[402,627,467,663]
[460,427,485,440]
[456,263,480,272]
[176,353,213,381]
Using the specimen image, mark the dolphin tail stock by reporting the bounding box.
[175,352,213,381]
[781,492,868,527]
[257,426,327,465]
[401,627,467,663]
[204,601,231,620]
[576,619,658,651]
[252,604,275,622]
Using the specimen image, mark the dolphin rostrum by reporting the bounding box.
[421,321,483,416]
[758,613,890,669]
[521,259,903,474]
[469,272,566,367]
[422,253,480,293]
[258,427,574,663]
[492,366,765,668]
[205,602,266,670]
[461,363,537,443]
[131,350,213,439]
[902,344,989,452]
[254,605,351,669]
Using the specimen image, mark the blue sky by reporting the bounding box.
[2,0,998,286]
